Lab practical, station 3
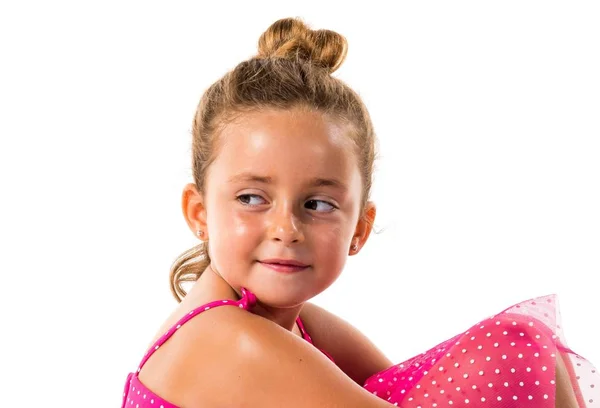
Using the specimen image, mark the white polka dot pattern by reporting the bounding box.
[364,294,599,406]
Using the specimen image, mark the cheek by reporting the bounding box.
[210,210,260,251]
[207,211,260,274]
[314,225,352,253]
[224,214,251,238]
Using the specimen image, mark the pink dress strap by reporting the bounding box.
[297,314,335,362]
[122,287,331,408]
[134,287,257,374]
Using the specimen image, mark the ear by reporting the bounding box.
[349,201,376,255]
[181,183,209,240]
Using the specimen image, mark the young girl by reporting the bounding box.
[122,17,598,407]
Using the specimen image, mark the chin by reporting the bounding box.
[247,279,318,309]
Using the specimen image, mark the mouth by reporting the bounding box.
[259,259,310,273]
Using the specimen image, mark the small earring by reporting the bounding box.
[351,243,358,251]
[196,230,204,237]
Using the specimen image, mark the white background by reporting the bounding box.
[1,1,598,407]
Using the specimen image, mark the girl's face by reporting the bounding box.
[198,108,374,308]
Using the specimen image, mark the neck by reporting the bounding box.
[248,300,303,333]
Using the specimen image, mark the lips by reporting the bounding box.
[259,259,310,273]
[260,259,309,267]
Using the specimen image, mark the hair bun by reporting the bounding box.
[257,17,348,74]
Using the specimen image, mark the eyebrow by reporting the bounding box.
[228,173,348,192]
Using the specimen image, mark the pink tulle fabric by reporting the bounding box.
[363,294,599,407]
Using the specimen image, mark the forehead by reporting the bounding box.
[209,108,359,185]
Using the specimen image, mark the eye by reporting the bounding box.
[305,199,336,212]
[237,194,266,206]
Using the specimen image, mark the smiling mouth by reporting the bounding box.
[258,261,310,273]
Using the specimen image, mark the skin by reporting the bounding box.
[137,107,581,407]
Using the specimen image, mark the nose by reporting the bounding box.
[267,202,305,245]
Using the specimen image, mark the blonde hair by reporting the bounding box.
[170,17,378,301]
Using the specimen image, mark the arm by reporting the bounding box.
[555,350,584,408]
[140,306,395,408]
[300,301,394,386]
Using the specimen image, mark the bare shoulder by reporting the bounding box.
[139,305,392,408]
[300,302,393,385]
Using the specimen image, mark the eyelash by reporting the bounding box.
[236,194,337,212]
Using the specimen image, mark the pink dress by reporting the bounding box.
[122,290,599,407]
[363,294,599,407]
